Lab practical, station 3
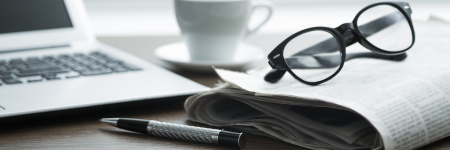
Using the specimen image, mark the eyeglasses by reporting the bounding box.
[265,1,415,86]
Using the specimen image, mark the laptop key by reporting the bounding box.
[28,78,44,83]
[66,75,81,79]
[104,62,121,68]
[2,78,22,84]
[88,63,105,70]
[111,67,128,72]
[44,75,61,80]
[26,63,60,70]
[121,63,142,71]
[80,69,112,76]
[26,57,43,63]
[9,58,25,64]
[16,67,68,77]
[0,72,14,79]
[71,66,88,72]
[42,56,57,62]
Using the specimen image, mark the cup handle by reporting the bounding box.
[246,0,274,37]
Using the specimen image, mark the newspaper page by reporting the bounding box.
[185,20,450,149]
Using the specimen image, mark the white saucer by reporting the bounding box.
[155,42,265,72]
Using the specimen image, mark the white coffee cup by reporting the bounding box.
[174,0,273,61]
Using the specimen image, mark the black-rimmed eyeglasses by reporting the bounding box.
[265,1,415,86]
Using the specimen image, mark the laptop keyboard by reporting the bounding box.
[0,51,141,85]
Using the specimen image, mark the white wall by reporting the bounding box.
[83,0,450,36]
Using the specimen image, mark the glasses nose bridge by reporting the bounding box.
[336,23,355,34]
[337,23,359,46]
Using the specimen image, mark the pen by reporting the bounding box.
[100,118,246,149]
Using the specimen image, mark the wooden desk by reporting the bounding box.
[1,35,449,149]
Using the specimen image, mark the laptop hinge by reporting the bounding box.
[0,44,71,54]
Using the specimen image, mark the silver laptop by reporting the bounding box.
[0,0,208,118]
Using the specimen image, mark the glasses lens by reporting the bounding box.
[283,30,342,82]
[357,5,413,51]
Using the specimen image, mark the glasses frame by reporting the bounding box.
[266,1,415,86]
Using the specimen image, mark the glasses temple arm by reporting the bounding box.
[346,52,407,61]
[295,11,405,56]
[281,52,407,69]
[357,11,405,40]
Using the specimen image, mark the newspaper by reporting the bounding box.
[184,20,450,149]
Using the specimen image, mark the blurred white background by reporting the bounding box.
[83,0,450,37]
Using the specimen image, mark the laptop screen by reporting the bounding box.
[0,0,73,34]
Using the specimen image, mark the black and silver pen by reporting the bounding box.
[100,118,246,149]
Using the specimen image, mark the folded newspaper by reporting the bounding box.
[185,20,450,149]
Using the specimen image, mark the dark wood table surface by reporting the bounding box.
[1,34,449,149]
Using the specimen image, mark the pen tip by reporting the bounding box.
[99,118,119,127]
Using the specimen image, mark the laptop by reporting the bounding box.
[0,0,209,118]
